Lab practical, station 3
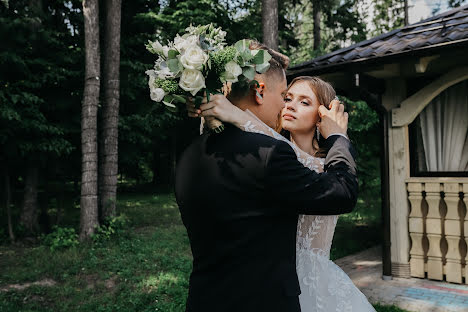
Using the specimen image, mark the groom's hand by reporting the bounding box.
[317,99,348,139]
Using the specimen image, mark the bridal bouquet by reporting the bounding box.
[145,24,272,133]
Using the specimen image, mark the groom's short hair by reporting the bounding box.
[227,41,289,101]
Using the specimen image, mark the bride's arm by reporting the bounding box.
[188,94,255,130]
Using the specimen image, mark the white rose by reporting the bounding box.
[150,88,166,102]
[174,35,185,51]
[224,61,243,83]
[179,46,208,70]
[179,69,206,96]
[146,70,166,102]
[146,69,157,87]
[151,40,163,54]
[157,67,173,79]
[162,46,170,58]
[175,35,199,52]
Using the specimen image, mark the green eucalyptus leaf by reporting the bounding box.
[242,66,255,80]
[251,49,272,65]
[255,63,270,74]
[163,99,178,113]
[167,59,181,73]
[172,94,186,103]
[164,103,178,113]
[162,101,176,108]
[235,39,251,53]
[168,49,179,59]
[164,95,174,102]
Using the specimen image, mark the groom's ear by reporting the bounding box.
[254,82,265,105]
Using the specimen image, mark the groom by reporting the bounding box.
[175,42,358,312]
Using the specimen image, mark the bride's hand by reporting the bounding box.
[198,94,241,124]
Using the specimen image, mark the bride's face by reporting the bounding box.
[281,81,320,134]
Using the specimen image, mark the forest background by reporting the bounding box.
[0,0,466,311]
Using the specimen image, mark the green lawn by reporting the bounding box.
[0,190,409,312]
[331,187,382,260]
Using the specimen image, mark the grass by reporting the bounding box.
[331,187,382,260]
[0,189,409,312]
[373,304,411,312]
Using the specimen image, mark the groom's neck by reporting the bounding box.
[229,93,271,127]
[229,96,254,112]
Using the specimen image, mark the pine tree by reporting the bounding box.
[80,0,100,240]
[262,0,278,49]
[99,0,122,221]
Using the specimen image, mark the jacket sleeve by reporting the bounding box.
[264,135,358,215]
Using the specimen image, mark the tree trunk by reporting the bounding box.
[20,165,39,235]
[80,0,100,241]
[4,166,15,242]
[99,0,121,221]
[313,0,321,51]
[404,0,409,26]
[261,0,278,50]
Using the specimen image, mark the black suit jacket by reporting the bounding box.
[175,124,358,312]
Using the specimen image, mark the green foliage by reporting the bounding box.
[155,78,182,94]
[0,0,83,202]
[40,226,79,251]
[323,0,368,51]
[0,228,7,244]
[91,214,130,244]
[342,96,379,133]
[210,46,238,73]
[288,0,367,64]
[372,0,405,36]
[337,96,381,202]
[448,0,467,7]
[331,187,381,260]
[374,304,411,312]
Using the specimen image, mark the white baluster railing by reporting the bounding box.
[406,178,468,284]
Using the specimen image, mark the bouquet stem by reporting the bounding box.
[205,116,224,133]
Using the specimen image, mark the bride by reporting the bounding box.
[188,76,376,312]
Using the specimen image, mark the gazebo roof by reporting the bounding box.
[288,4,468,76]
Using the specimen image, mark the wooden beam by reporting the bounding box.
[392,66,468,127]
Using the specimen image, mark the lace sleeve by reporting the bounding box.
[242,110,325,172]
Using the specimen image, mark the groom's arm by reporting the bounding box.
[264,135,358,215]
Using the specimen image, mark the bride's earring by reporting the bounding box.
[256,91,263,99]
[316,127,320,142]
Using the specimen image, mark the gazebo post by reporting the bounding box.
[383,79,411,278]
[380,108,392,279]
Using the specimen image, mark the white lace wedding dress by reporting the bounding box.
[239,111,376,312]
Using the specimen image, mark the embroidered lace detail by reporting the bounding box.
[242,120,266,135]
[296,249,374,312]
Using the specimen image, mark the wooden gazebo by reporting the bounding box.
[288,5,468,283]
